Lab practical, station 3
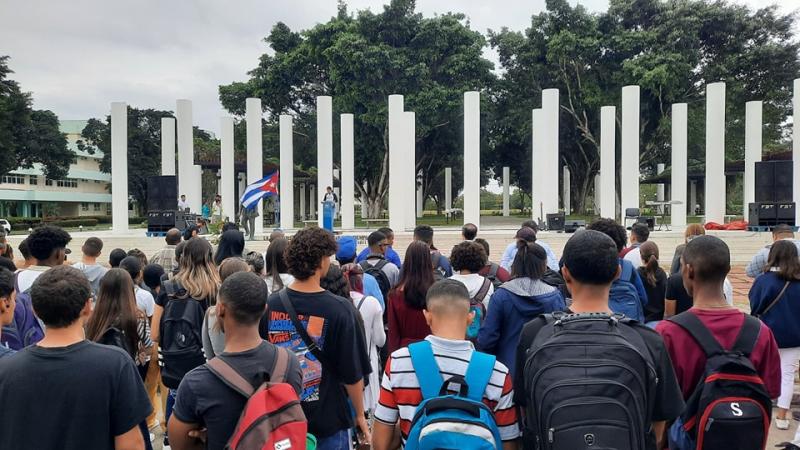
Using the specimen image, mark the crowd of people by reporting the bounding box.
[0,217,799,450]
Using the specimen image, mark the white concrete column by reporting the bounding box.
[502,166,510,216]
[690,180,698,215]
[705,82,726,223]
[621,85,640,215]
[463,91,481,227]
[531,108,543,221]
[299,183,307,220]
[280,115,295,230]
[672,103,688,227]
[220,117,235,224]
[111,102,128,233]
[388,95,405,230]
[657,164,666,202]
[542,89,560,215]
[594,174,602,214]
[563,166,571,214]
[161,117,175,176]
[176,100,199,213]
[316,96,333,227]
[340,113,355,229]
[416,174,424,218]
[310,185,316,218]
[404,111,417,230]
[744,101,762,221]
[793,79,800,225]
[246,98,264,236]
[600,106,616,219]
[445,167,452,212]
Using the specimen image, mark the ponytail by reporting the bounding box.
[639,241,660,287]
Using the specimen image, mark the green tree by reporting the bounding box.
[219,0,494,217]
[0,56,72,179]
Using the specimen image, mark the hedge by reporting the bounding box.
[5,216,144,230]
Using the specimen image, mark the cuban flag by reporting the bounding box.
[240,171,279,209]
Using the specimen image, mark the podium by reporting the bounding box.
[322,201,335,232]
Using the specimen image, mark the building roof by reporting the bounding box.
[59,120,89,135]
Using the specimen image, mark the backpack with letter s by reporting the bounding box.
[523,312,656,450]
[1,273,44,350]
[405,340,503,450]
[359,258,391,300]
[158,280,206,389]
[666,312,771,450]
[466,278,491,340]
[609,260,645,322]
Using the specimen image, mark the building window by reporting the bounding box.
[95,180,103,184]
[45,179,53,186]
[93,203,101,212]
[106,203,112,213]
[1,175,25,184]
[56,179,78,188]
[29,175,37,185]
[81,202,89,212]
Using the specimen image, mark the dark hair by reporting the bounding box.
[109,248,127,268]
[31,265,91,328]
[82,237,104,257]
[127,248,148,267]
[368,231,387,248]
[266,237,290,289]
[27,225,71,261]
[175,240,187,265]
[425,279,470,313]
[18,239,31,260]
[631,223,650,243]
[474,238,490,259]
[639,241,660,287]
[562,230,619,285]
[218,271,269,326]
[393,241,435,309]
[462,223,478,240]
[773,224,795,237]
[766,240,800,281]
[245,250,265,275]
[320,264,350,298]
[119,256,142,282]
[450,241,487,273]
[165,228,182,245]
[0,256,16,272]
[214,230,245,266]
[413,225,435,248]
[587,218,627,252]
[682,235,730,284]
[142,264,165,291]
[86,269,140,357]
[341,263,364,293]
[222,222,239,233]
[285,227,337,280]
[511,241,547,280]
[377,227,394,238]
[521,220,539,232]
[183,224,199,241]
[0,267,13,298]
[219,257,249,282]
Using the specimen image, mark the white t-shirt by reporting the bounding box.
[134,285,155,317]
[265,273,295,296]
[623,247,643,269]
[449,273,494,308]
[15,266,50,293]
[350,291,385,412]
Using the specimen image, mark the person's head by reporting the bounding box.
[320,263,350,298]
[174,240,187,266]
[474,238,491,264]
[0,256,16,272]
[377,227,395,246]
[423,279,473,337]
[681,235,730,298]
[142,263,165,292]
[521,220,539,233]
[180,194,186,201]
[269,229,285,242]
[214,230,245,266]
[219,257,250,282]
[326,186,332,193]
[0,234,11,259]
[175,238,220,301]
[772,224,795,242]
[85,268,139,356]
[630,223,650,245]
[27,225,72,266]
[368,231,388,255]
[216,271,269,332]
[127,248,148,267]
[450,241,487,274]
[221,222,239,233]
[766,240,800,281]
[165,228,182,245]
[81,237,103,259]
[215,194,221,203]
[639,241,660,287]
[515,226,537,243]
[18,238,33,263]
[30,265,92,329]
[413,225,435,248]
[341,263,365,294]
[335,236,357,265]
[684,223,705,243]
[244,250,265,276]
[462,223,478,241]
[586,218,627,253]
[561,230,621,303]
[510,241,548,280]
[396,241,435,309]
[183,224,199,241]
[118,256,143,283]
[285,227,337,282]
[0,268,16,327]
[108,248,127,268]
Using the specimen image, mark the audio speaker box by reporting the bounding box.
[147,176,178,211]
[547,213,565,232]
[777,202,796,223]
[637,216,655,231]
[564,220,586,233]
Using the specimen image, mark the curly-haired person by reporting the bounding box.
[449,240,494,306]
[261,227,372,448]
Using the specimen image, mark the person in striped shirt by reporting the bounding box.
[373,279,520,450]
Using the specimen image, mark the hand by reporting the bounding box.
[187,427,207,444]
[356,415,372,446]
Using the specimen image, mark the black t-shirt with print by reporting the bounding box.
[0,341,151,450]
[261,288,371,439]
[666,272,693,315]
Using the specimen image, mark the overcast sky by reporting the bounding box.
[1,0,797,135]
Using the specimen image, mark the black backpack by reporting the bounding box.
[485,263,503,289]
[158,281,206,389]
[523,312,656,450]
[360,258,391,300]
[99,326,135,359]
[666,312,771,450]
[431,252,447,281]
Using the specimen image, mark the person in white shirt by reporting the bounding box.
[449,240,494,307]
[622,222,650,269]
[16,226,72,293]
[499,221,559,272]
[177,194,190,211]
[264,237,295,295]
[210,195,224,223]
[119,256,154,318]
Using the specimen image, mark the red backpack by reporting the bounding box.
[206,346,307,450]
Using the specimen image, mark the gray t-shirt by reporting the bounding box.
[73,262,109,296]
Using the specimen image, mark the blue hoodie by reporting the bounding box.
[749,272,800,348]
[477,278,566,373]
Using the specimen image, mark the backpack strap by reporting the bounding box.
[356,295,367,311]
[269,346,291,384]
[372,259,389,271]
[207,357,255,398]
[473,278,492,303]
[731,314,762,356]
[408,340,444,400]
[619,260,633,282]
[464,350,496,402]
[278,289,336,376]
[668,312,725,357]
[488,263,499,279]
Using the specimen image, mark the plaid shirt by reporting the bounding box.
[150,245,178,273]
[746,239,800,278]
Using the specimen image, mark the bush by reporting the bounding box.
[48,219,99,228]
[129,216,146,225]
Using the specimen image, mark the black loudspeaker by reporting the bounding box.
[547,213,565,231]
[777,203,796,222]
[755,161,793,203]
[774,162,793,202]
[625,208,640,218]
[637,216,655,231]
[147,176,178,211]
[749,202,777,227]
[564,220,586,233]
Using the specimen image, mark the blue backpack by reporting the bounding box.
[609,260,645,322]
[405,340,503,450]
[1,273,45,350]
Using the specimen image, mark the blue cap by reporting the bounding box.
[336,236,357,260]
